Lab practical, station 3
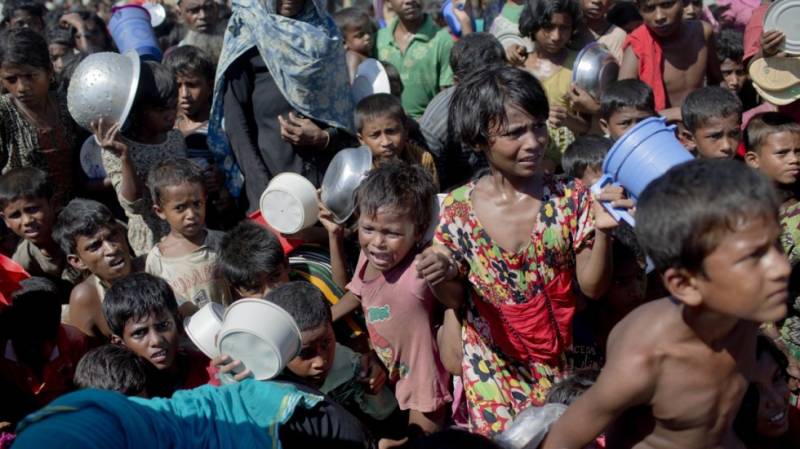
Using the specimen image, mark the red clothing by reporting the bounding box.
[0,254,29,307]
[247,210,304,255]
[180,348,213,390]
[623,25,669,111]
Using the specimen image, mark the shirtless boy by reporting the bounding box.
[542,160,790,449]
[619,0,721,122]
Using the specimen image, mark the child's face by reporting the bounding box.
[720,58,747,94]
[746,132,800,185]
[48,43,70,75]
[180,0,219,33]
[358,114,408,162]
[70,225,132,282]
[601,107,653,141]
[534,13,573,55]
[754,350,791,437]
[690,215,788,323]
[7,10,43,32]
[358,206,420,272]
[581,0,611,22]
[682,0,702,20]
[486,103,548,178]
[286,322,335,388]
[138,99,178,135]
[1,197,54,246]
[0,63,52,108]
[154,182,207,239]
[117,310,179,371]
[344,24,374,57]
[176,73,212,119]
[233,262,290,299]
[639,0,684,38]
[691,114,741,160]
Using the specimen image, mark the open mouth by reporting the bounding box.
[151,349,168,364]
[769,410,786,424]
[108,257,126,269]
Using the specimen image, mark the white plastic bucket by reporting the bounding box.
[217,298,302,380]
[183,302,224,359]
[259,173,319,234]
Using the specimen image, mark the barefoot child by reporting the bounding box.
[332,160,452,435]
[680,86,742,159]
[542,159,790,449]
[619,0,722,121]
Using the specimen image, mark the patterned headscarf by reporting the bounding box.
[208,0,355,197]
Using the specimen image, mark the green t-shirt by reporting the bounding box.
[377,15,455,118]
[501,2,524,24]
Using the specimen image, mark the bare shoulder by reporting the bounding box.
[606,298,684,358]
[69,279,100,308]
[701,20,713,40]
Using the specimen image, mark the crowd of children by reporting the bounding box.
[1,0,800,447]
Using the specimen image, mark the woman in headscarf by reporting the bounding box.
[208,0,356,212]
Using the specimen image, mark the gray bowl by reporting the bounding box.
[321,147,373,223]
[67,51,141,131]
[572,42,619,100]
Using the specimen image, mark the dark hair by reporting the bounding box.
[600,79,656,120]
[355,159,437,235]
[450,65,549,150]
[744,112,800,154]
[131,60,178,112]
[607,1,642,29]
[266,281,331,332]
[450,32,506,81]
[635,159,780,274]
[0,167,53,210]
[546,368,600,406]
[53,198,118,255]
[333,7,373,32]
[5,276,62,340]
[716,27,744,63]
[0,27,52,73]
[681,86,742,132]
[2,0,45,24]
[102,272,179,337]
[147,158,205,206]
[56,51,86,97]
[561,135,612,179]
[519,0,581,39]
[217,221,287,293]
[46,27,74,48]
[355,93,407,132]
[380,60,404,98]
[162,45,215,85]
[74,345,149,396]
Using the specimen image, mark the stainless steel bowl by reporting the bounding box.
[572,42,619,99]
[67,51,141,131]
[321,147,373,223]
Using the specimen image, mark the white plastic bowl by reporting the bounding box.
[183,302,225,359]
[217,298,302,380]
[259,173,319,234]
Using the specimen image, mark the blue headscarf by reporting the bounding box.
[208,0,355,197]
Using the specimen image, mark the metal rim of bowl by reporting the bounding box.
[119,50,142,130]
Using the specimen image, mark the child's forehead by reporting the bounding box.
[363,112,405,128]
[300,322,334,342]
[124,310,175,330]
[637,0,679,9]
[2,196,48,210]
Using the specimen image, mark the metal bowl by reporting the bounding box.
[572,42,619,99]
[67,51,141,131]
[321,147,373,223]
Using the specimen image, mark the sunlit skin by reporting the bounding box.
[720,58,747,93]
[746,132,800,186]
[343,24,374,57]
[176,74,212,122]
[114,311,179,371]
[0,63,51,111]
[639,0,684,38]
[180,0,218,33]
[1,197,55,249]
[358,206,420,274]
[68,226,132,284]
[689,114,741,159]
[153,182,208,258]
[358,114,409,162]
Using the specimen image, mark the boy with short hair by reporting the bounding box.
[680,86,743,159]
[53,199,140,339]
[73,344,150,397]
[561,135,613,186]
[599,79,657,140]
[542,159,790,449]
[716,27,758,110]
[619,0,721,120]
[145,158,231,314]
[333,7,376,82]
[0,167,79,286]
[744,112,800,191]
[103,272,210,397]
[216,221,289,299]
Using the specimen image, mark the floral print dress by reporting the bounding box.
[433,175,595,436]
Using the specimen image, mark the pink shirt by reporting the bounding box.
[347,251,452,412]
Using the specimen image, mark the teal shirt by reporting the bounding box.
[377,15,455,118]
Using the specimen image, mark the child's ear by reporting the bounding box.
[662,267,703,307]
[66,254,88,271]
[678,127,697,151]
[357,133,365,146]
[744,151,760,169]
[110,334,124,345]
[153,204,166,221]
[599,118,610,137]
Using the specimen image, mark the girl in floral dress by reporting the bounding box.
[416,65,628,436]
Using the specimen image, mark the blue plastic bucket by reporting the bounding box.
[109,5,162,62]
[442,0,474,37]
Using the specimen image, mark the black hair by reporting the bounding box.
[635,159,780,274]
[74,345,149,396]
[607,1,642,29]
[600,79,656,120]
[450,32,506,82]
[716,26,744,63]
[449,65,549,150]
[681,86,742,132]
[265,281,331,332]
[2,0,45,24]
[333,7,374,32]
[162,45,215,85]
[102,272,179,337]
[546,368,600,406]
[46,27,74,48]
[355,93,408,132]
[130,60,178,113]
[0,27,52,73]
[561,135,612,179]
[5,276,62,341]
[56,51,86,98]
[0,167,53,210]
[519,0,581,39]
[744,112,800,154]
[354,159,437,235]
[380,60,404,98]
[147,158,205,206]
[217,221,287,293]
[53,198,119,255]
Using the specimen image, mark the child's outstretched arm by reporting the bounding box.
[92,119,138,204]
[332,292,361,322]
[318,197,348,290]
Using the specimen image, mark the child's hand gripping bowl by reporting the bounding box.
[591,184,634,231]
